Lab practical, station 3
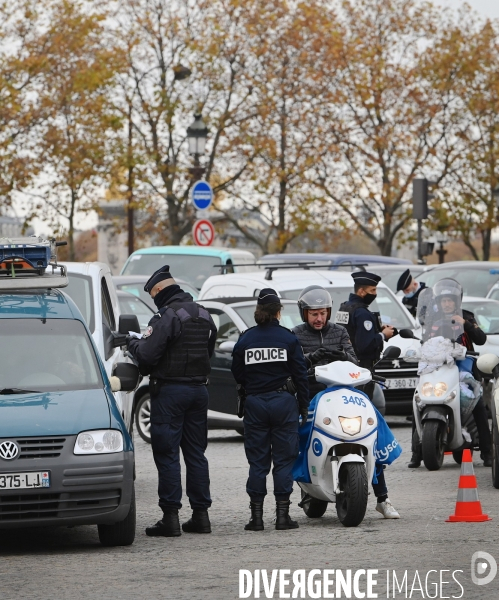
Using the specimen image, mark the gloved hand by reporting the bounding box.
[300,407,308,427]
[326,349,348,362]
[307,347,329,365]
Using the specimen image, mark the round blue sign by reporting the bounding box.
[312,438,323,457]
[191,181,213,210]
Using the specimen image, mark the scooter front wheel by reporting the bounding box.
[300,490,328,518]
[335,463,368,527]
[422,420,445,471]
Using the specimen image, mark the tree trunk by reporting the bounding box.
[482,228,491,261]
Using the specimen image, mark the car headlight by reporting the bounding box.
[338,416,362,436]
[421,382,434,397]
[74,430,123,455]
[434,382,448,397]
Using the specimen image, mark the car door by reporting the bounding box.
[206,308,241,416]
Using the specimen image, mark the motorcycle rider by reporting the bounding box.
[293,285,400,519]
[397,269,426,318]
[408,278,492,468]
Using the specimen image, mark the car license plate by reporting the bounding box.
[0,471,50,490]
[385,377,418,389]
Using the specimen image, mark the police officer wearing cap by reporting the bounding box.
[337,272,396,399]
[231,288,309,532]
[127,265,218,538]
[397,269,426,318]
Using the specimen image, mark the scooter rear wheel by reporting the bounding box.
[421,420,445,471]
[300,490,328,518]
[335,463,368,527]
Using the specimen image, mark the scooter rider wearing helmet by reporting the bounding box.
[408,278,491,468]
[397,269,426,319]
[293,285,400,519]
[231,288,309,532]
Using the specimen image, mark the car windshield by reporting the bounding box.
[118,294,154,332]
[462,301,499,335]
[418,267,499,298]
[280,287,414,329]
[0,319,102,393]
[233,303,303,330]
[64,273,94,332]
[122,254,222,289]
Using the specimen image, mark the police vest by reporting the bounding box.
[335,301,382,346]
[152,302,212,380]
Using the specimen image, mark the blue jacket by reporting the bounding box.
[231,319,309,407]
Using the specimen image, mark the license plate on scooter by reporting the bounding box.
[385,377,418,389]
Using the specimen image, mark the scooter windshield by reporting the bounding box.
[417,278,464,343]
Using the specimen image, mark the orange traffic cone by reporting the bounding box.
[446,449,491,522]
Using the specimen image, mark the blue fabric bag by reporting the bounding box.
[372,405,402,466]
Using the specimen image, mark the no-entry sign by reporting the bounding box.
[192,219,215,247]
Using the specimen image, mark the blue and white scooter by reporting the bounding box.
[295,348,400,527]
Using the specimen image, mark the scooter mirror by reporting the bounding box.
[476,353,499,376]
[398,329,415,339]
[383,346,401,359]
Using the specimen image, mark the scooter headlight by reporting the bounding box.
[421,382,434,397]
[338,416,362,436]
[434,382,448,397]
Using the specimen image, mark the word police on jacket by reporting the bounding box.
[245,348,288,364]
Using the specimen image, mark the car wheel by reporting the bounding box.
[98,485,136,547]
[135,393,151,444]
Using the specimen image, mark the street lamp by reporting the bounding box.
[187,113,208,181]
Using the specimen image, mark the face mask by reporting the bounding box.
[404,282,420,299]
[363,293,377,306]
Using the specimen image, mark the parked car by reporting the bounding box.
[61,262,135,432]
[116,290,156,333]
[199,268,420,415]
[461,297,499,356]
[0,268,138,545]
[259,253,412,268]
[120,246,257,290]
[362,264,426,293]
[417,261,499,298]
[113,275,198,310]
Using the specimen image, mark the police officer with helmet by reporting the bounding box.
[397,269,426,318]
[337,271,395,399]
[294,285,400,519]
[127,265,218,537]
[231,288,309,531]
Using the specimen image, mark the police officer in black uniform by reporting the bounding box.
[231,288,309,531]
[127,266,217,537]
[397,269,426,318]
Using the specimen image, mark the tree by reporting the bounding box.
[28,0,123,259]
[313,0,451,256]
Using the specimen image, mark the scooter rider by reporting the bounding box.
[293,285,400,519]
[231,288,309,532]
[397,269,426,318]
[408,278,492,468]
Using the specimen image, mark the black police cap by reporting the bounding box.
[351,271,381,286]
[257,288,281,305]
[144,265,173,292]
[396,269,412,292]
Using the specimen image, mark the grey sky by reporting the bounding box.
[440,0,499,19]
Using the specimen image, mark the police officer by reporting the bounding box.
[231,288,309,531]
[337,271,395,399]
[397,269,426,318]
[127,265,218,537]
[294,285,400,519]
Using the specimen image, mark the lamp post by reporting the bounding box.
[435,231,448,264]
[187,113,208,182]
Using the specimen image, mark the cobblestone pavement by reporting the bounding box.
[1,418,498,600]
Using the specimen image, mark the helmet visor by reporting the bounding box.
[298,288,332,310]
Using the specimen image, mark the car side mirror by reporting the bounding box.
[399,329,415,339]
[110,362,140,392]
[119,314,140,334]
[218,340,236,353]
[383,346,401,359]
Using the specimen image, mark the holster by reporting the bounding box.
[150,377,162,396]
[236,384,246,418]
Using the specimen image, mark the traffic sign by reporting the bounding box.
[192,219,215,247]
[191,181,213,210]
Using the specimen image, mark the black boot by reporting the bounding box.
[146,508,181,537]
[275,500,299,530]
[244,502,264,531]
[408,451,421,468]
[182,509,212,533]
[481,452,492,467]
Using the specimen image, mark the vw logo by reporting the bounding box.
[0,441,19,460]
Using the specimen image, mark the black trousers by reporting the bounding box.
[150,383,211,511]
